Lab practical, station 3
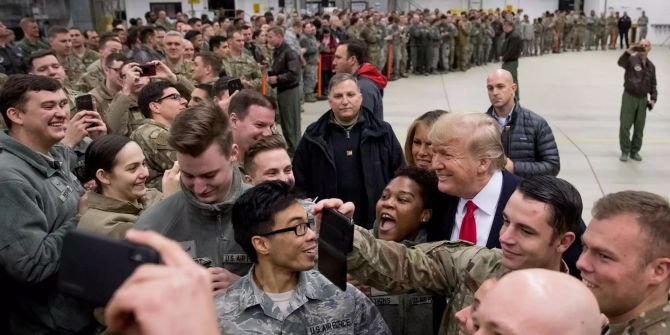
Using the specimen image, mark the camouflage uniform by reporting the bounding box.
[594,15,607,50]
[608,15,618,49]
[222,54,262,91]
[542,16,555,54]
[605,301,670,335]
[215,267,392,334]
[574,16,587,51]
[89,82,115,122]
[15,38,50,63]
[554,15,565,52]
[130,119,176,191]
[533,20,544,55]
[75,48,99,68]
[106,93,145,137]
[299,34,319,101]
[564,14,575,51]
[361,22,383,70]
[408,23,421,73]
[75,59,104,93]
[61,55,87,86]
[349,225,575,335]
[346,25,362,40]
[165,59,195,81]
[469,20,481,66]
[445,22,458,70]
[637,14,649,40]
[399,24,410,77]
[585,14,596,50]
[456,20,472,71]
[371,229,433,335]
[428,23,441,72]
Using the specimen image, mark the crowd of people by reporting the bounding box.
[0,4,665,335]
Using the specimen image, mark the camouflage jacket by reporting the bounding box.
[129,119,177,191]
[61,54,87,85]
[165,58,195,82]
[638,15,649,27]
[106,93,145,136]
[76,59,104,93]
[15,38,50,62]
[222,54,262,90]
[89,82,116,122]
[361,24,382,53]
[347,225,509,335]
[299,34,319,66]
[75,48,99,68]
[605,301,670,335]
[215,267,392,334]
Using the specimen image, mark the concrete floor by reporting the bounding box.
[301,47,670,222]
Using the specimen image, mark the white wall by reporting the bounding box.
[234,0,280,17]
[124,0,213,23]
[584,0,670,45]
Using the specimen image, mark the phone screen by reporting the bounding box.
[228,78,244,95]
[139,63,157,77]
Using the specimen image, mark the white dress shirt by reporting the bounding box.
[450,171,503,247]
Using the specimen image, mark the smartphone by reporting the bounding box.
[138,63,157,77]
[317,208,354,291]
[228,78,244,95]
[75,94,94,112]
[58,231,161,306]
[633,46,645,52]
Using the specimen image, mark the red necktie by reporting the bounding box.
[459,200,477,244]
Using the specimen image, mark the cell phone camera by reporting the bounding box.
[129,249,149,263]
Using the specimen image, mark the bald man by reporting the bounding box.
[616,39,656,162]
[473,269,602,335]
[485,69,560,177]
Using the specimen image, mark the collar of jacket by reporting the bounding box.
[87,189,159,214]
[486,100,521,126]
[239,266,340,319]
[0,131,67,177]
[303,106,386,147]
[180,166,246,216]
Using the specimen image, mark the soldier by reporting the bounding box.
[163,31,195,82]
[481,16,494,65]
[222,29,262,90]
[83,29,99,51]
[445,14,458,69]
[637,11,649,40]
[27,49,83,117]
[408,14,421,74]
[533,18,543,56]
[428,17,441,73]
[346,16,363,40]
[469,16,481,66]
[130,81,186,190]
[69,27,99,68]
[398,15,410,78]
[386,16,402,80]
[75,33,123,93]
[48,26,86,87]
[90,52,126,121]
[107,61,150,136]
[193,53,221,85]
[15,18,50,63]
[608,12,618,49]
[578,191,670,335]
[594,12,607,51]
[585,10,597,51]
[573,12,587,51]
[456,15,472,71]
[520,14,534,57]
[346,173,583,335]
[216,181,392,334]
[542,13,555,55]
[564,10,575,51]
[299,22,319,102]
[361,16,383,71]
[553,11,565,53]
[373,12,387,71]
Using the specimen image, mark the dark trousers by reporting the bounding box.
[619,91,647,154]
[619,30,629,49]
[502,60,519,101]
[277,86,302,156]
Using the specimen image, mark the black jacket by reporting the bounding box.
[501,30,522,62]
[268,41,301,92]
[618,52,657,101]
[618,16,632,31]
[486,103,560,177]
[0,44,25,75]
[292,107,404,228]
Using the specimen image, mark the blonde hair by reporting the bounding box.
[404,110,448,165]
[428,112,506,172]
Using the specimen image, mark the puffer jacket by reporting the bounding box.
[486,103,560,177]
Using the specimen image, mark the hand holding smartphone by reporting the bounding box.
[317,208,354,291]
[138,63,157,77]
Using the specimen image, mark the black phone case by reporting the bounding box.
[75,94,94,112]
[58,231,161,306]
[317,208,354,291]
[228,79,244,95]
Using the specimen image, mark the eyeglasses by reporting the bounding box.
[258,221,314,237]
[155,93,183,103]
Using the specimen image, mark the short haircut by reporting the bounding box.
[83,29,97,38]
[84,135,133,184]
[104,52,128,69]
[404,110,449,164]
[27,49,58,72]
[194,84,214,97]
[184,30,202,42]
[168,103,233,157]
[428,112,507,172]
[154,25,167,33]
[517,176,582,239]
[139,27,155,44]
[164,30,182,39]
[328,72,359,93]
[268,26,285,37]
[232,181,301,263]
[0,74,62,129]
[195,53,222,75]
[228,89,274,120]
[138,81,175,118]
[592,191,670,265]
[47,26,69,39]
[339,39,368,64]
[243,134,288,175]
[68,27,82,34]
[19,17,36,29]
[187,17,202,25]
[209,35,226,51]
[393,165,441,215]
[99,32,120,50]
[212,76,234,98]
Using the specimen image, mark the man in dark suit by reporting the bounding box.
[425,112,584,332]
